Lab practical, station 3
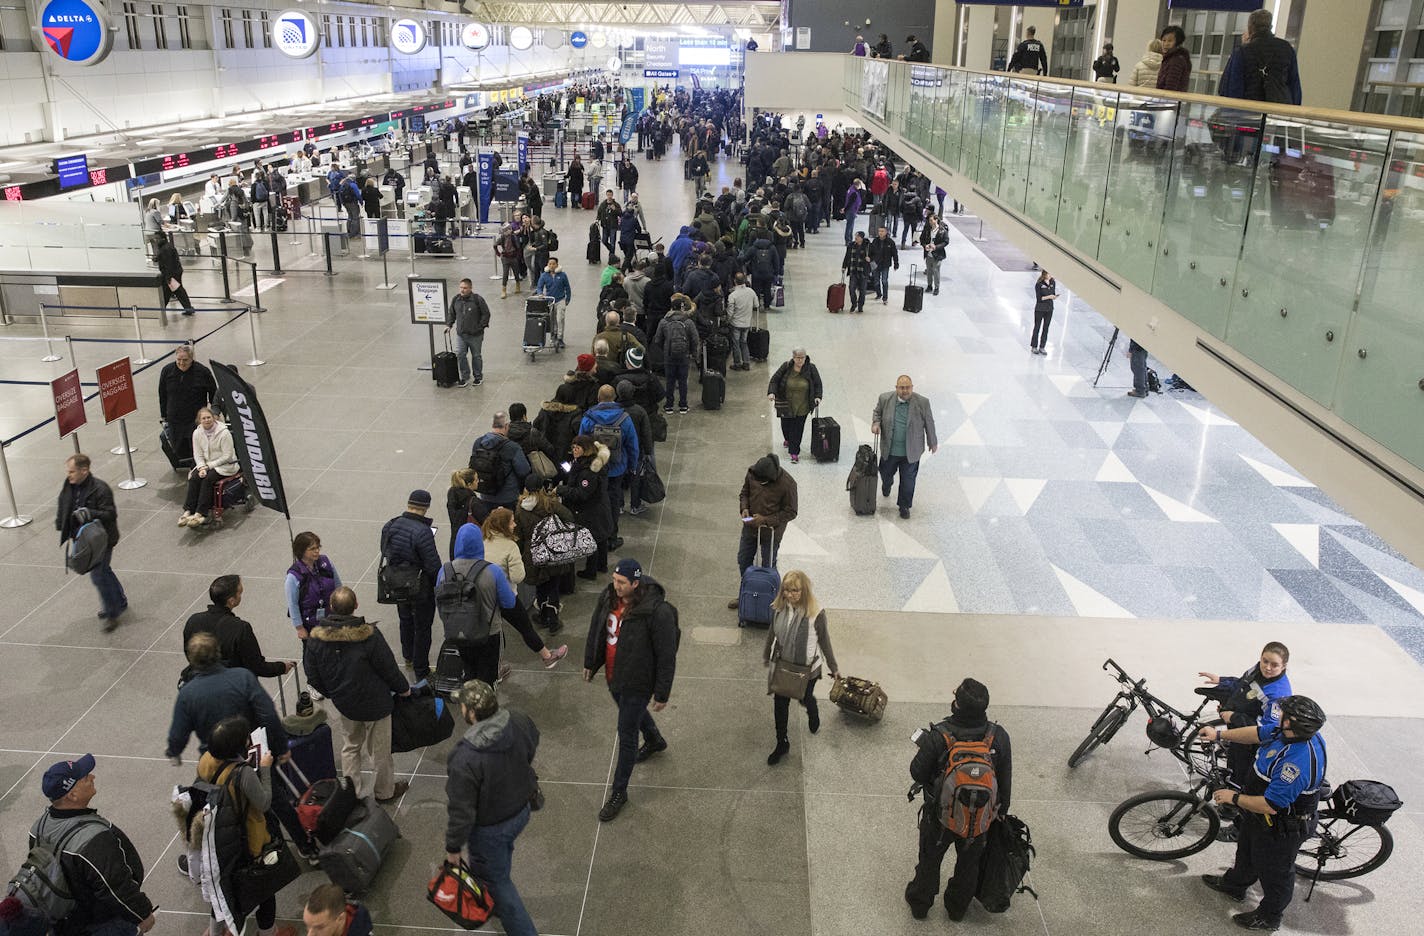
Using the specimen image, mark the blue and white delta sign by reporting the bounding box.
[38,0,113,66]
[570,31,589,49]
[273,9,320,59]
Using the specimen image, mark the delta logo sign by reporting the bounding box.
[40,0,112,66]
[273,9,319,59]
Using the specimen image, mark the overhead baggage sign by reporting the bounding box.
[38,0,113,66]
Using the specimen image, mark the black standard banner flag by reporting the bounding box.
[210,360,290,517]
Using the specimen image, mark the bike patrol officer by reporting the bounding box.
[1198,695,1328,932]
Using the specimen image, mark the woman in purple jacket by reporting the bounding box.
[286,531,341,639]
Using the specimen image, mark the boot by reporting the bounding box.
[767,739,790,765]
[541,601,563,635]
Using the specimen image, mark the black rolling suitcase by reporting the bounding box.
[700,346,724,411]
[746,308,770,362]
[903,264,924,313]
[159,424,193,472]
[433,333,459,387]
[586,223,601,264]
[811,407,841,462]
[523,297,552,350]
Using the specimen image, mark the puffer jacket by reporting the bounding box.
[303,613,409,722]
[556,442,613,541]
[444,708,539,851]
[583,575,679,701]
[534,399,584,460]
[380,511,441,584]
[1128,47,1163,88]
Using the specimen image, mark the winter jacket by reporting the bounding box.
[166,663,287,758]
[483,535,525,587]
[446,292,492,336]
[444,708,540,850]
[653,311,701,364]
[190,425,240,477]
[534,270,572,305]
[56,474,119,548]
[667,227,695,275]
[468,432,532,507]
[617,211,642,243]
[614,387,654,458]
[612,369,666,423]
[841,240,870,277]
[643,274,675,317]
[181,605,287,678]
[867,235,900,269]
[726,284,759,328]
[506,419,558,462]
[739,454,798,532]
[763,607,839,678]
[380,511,442,585]
[534,399,584,460]
[30,807,153,935]
[768,357,823,404]
[515,494,577,586]
[624,269,650,314]
[910,712,1013,811]
[157,359,216,427]
[593,326,644,364]
[1128,47,1163,88]
[556,442,613,541]
[579,402,640,477]
[844,185,864,215]
[583,575,679,701]
[694,212,722,244]
[303,613,409,722]
[1219,32,1301,105]
[1157,46,1192,92]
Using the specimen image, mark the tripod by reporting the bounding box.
[1094,327,1119,387]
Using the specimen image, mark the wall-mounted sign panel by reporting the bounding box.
[273,9,320,59]
[509,26,534,51]
[462,22,491,50]
[391,19,427,55]
[38,0,113,66]
[570,30,588,49]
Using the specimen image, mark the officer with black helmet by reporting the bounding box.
[1198,695,1328,931]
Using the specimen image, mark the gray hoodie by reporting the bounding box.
[444,707,540,851]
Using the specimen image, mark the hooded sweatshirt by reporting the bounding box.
[739,454,798,531]
[444,706,540,850]
[437,523,520,615]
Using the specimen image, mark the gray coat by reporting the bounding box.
[871,391,938,462]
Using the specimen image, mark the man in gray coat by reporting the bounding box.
[445,277,492,387]
[870,375,938,519]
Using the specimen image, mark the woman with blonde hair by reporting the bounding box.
[763,570,839,765]
[180,406,240,526]
[446,467,489,555]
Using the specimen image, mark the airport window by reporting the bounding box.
[177,5,192,49]
[241,10,254,49]
[121,2,142,49]
[1375,30,1403,58]
[220,9,234,49]
[373,18,384,46]
[150,4,167,49]
[361,18,369,47]
[1415,30,1424,58]
[322,15,331,47]
[259,11,271,48]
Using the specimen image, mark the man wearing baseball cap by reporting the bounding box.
[582,557,680,822]
[28,755,156,934]
[379,490,442,680]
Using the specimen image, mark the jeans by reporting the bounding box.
[737,523,782,577]
[780,415,808,456]
[468,805,537,936]
[345,210,361,243]
[397,588,435,677]
[89,547,127,618]
[878,454,921,510]
[454,330,484,382]
[900,219,918,246]
[847,273,867,311]
[1130,341,1149,394]
[924,255,942,292]
[602,226,617,258]
[1030,309,1053,350]
[610,690,661,794]
[773,676,820,741]
[844,212,858,245]
[730,326,750,366]
[251,200,268,230]
[665,358,690,408]
[905,810,990,917]
[872,265,891,300]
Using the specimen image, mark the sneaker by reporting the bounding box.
[1201,874,1246,902]
[543,645,568,669]
[1127,390,1147,398]
[102,617,121,634]
[899,508,910,519]
[497,661,512,683]
[375,780,410,804]
[727,598,740,610]
[1216,825,1240,843]
[176,854,189,877]
[882,485,892,498]
[790,454,799,463]
[663,406,674,415]
[472,378,483,386]
[608,537,624,551]
[191,514,208,526]
[1231,912,1279,931]
[636,737,668,762]
[678,406,689,414]
[598,790,628,822]
[767,740,790,765]
[456,380,469,388]
[628,505,648,516]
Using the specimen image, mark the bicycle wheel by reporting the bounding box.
[1068,703,1131,768]
[1295,814,1393,880]
[1110,790,1220,860]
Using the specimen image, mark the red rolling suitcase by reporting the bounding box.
[581,191,597,210]
[827,280,846,313]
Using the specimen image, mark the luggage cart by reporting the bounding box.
[523,296,557,361]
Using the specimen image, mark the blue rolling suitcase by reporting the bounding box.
[737,527,780,628]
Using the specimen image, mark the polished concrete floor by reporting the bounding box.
[1,143,1422,936]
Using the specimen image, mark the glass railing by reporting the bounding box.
[845,56,1424,477]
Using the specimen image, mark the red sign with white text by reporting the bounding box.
[51,369,86,438]
[97,358,137,424]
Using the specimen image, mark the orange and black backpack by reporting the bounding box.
[932,723,999,839]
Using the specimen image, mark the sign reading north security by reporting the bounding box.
[461,22,491,51]
[39,0,113,66]
[273,9,319,59]
[391,19,427,55]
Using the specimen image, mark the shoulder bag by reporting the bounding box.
[767,637,816,699]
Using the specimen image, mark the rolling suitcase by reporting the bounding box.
[554,190,567,209]
[826,280,846,313]
[746,308,770,362]
[523,298,551,350]
[433,333,459,387]
[811,407,841,462]
[427,238,454,256]
[847,443,878,516]
[737,528,780,629]
[903,264,924,314]
[582,191,597,210]
[319,798,400,895]
[586,223,601,264]
[280,722,336,793]
[700,346,724,411]
[829,675,888,721]
[160,425,193,472]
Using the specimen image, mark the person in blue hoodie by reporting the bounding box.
[579,385,639,553]
[437,524,568,687]
[617,207,643,273]
[667,226,695,291]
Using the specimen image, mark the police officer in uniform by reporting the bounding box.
[1199,695,1328,932]
[903,678,1013,921]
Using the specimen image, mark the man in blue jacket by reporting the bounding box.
[166,632,288,761]
[580,385,640,552]
[1219,9,1301,106]
[666,225,695,290]
[380,490,443,680]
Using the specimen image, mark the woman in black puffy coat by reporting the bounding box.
[556,435,612,580]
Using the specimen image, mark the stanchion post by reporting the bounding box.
[129,306,151,365]
[0,441,33,528]
[114,418,146,490]
[37,303,63,362]
[248,263,266,313]
[219,231,233,300]
[268,228,284,275]
[323,233,336,277]
[246,308,265,367]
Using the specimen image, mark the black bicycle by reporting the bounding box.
[1110,758,1396,887]
[1068,658,1216,771]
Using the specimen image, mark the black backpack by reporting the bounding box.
[1256,63,1293,105]
[435,559,495,643]
[666,318,692,360]
[975,813,1037,913]
[469,438,510,495]
[1146,369,1162,394]
[753,245,775,273]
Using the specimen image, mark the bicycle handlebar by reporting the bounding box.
[1099,658,1200,723]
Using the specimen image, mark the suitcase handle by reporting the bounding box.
[444,330,453,353]
[275,666,305,717]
